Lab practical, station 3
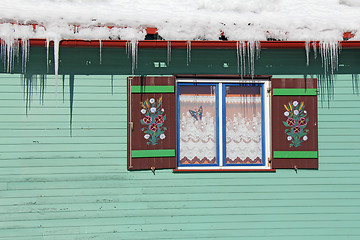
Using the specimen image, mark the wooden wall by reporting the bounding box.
[0,74,359,239]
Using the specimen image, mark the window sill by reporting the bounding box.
[173,169,276,173]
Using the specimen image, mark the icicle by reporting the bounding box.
[246,42,250,77]
[0,39,15,72]
[24,74,34,115]
[15,41,20,66]
[1,40,5,70]
[126,40,131,58]
[62,75,65,103]
[53,39,60,99]
[316,74,324,106]
[111,75,114,95]
[69,75,75,137]
[332,42,340,73]
[26,75,30,115]
[2,39,19,73]
[46,39,50,73]
[312,42,317,59]
[320,42,326,73]
[22,74,25,102]
[99,40,102,64]
[319,41,340,75]
[38,75,42,104]
[318,41,340,103]
[6,40,13,72]
[167,41,172,66]
[22,74,46,114]
[21,39,29,73]
[305,41,310,66]
[3,40,9,72]
[317,73,335,107]
[236,41,246,78]
[236,41,240,74]
[241,42,246,77]
[40,75,46,105]
[247,41,260,78]
[33,75,38,95]
[131,40,138,75]
[352,74,359,95]
[186,40,191,66]
[255,41,261,60]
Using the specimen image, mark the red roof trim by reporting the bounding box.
[19,39,360,49]
[3,39,360,49]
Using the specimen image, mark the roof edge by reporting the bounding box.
[8,39,360,49]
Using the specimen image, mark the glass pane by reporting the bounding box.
[225,85,262,165]
[179,85,217,165]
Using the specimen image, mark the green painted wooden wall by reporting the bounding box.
[0,44,360,240]
[0,47,360,239]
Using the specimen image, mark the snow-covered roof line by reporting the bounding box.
[1,0,360,42]
[6,38,360,49]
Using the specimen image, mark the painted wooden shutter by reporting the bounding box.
[127,76,177,170]
[271,78,318,169]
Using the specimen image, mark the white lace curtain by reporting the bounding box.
[179,94,217,165]
[225,94,262,164]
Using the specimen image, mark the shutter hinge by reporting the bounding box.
[267,88,271,97]
[151,166,156,175]
[129,122,134,131]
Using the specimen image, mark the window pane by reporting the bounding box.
[179,85,217,165]
[225,85,262,165]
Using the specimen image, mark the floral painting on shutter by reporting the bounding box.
[127,76,177,170]
[140,97,167,146]
[283,100,309,148]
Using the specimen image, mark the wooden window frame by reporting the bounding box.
[176,77,272,170]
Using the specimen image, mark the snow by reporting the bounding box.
[0,0,359,42]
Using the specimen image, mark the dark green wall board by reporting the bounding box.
[2,47,360,75]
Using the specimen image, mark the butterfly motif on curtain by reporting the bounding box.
[189,106,203,121]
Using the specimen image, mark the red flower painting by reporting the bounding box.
[142,116,152,125]
[283,100,309,147]
[149,123,159,132]
[140,97,167,145]
[154,115,164,124]
[286,118,295,126]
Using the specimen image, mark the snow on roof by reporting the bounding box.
[0,0,360,42]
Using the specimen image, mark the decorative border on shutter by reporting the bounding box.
[127,76,177,171]
[273,88,317,96]
[131,149,176,158]
[273,151,318,159]
[271,78,318,169]
[131,86,175,93]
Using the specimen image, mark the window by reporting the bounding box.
[177,79,270,169]
[127,76,318,171]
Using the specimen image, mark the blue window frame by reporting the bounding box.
[177,81,266,168]
[222,83,265,166]
[177,83,219,166]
